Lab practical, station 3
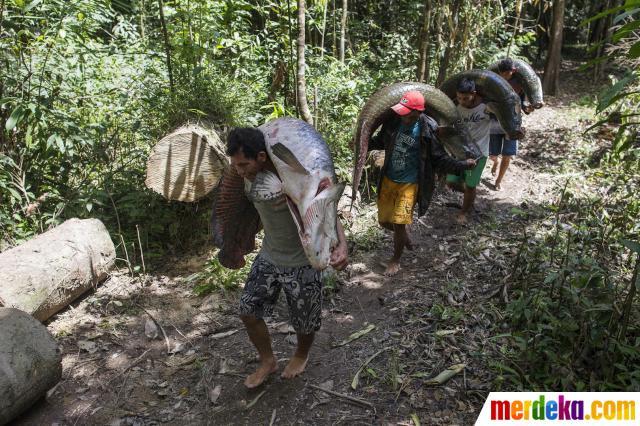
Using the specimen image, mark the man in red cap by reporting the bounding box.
[369,91,476,275]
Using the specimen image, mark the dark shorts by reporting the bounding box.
[490,134,518,156]
[239,254,323,334]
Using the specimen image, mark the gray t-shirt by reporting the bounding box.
[457,103,491,157]
[245,179,309,267]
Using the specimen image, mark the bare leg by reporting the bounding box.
[240,315,278,388]
[494,155,512,190]
[446,181,465,193]
[385,224,407,276]
[282,332,314,379]
[490,155,499,176]
[380,222,394,231]
[457,186,476,224]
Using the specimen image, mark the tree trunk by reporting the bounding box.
[592,0,613,80]
[435,1,461,87]
[416,0,432,82]
[507,0,523,57]
[542,0,565,95]
[332,0,337,56]
[158,0,174,93]
[0,219,116,321]
[0,308,61,424]
[320,0,329,58]
[297,0,313,124]
[139,0,146,39]
[339,0,348,63]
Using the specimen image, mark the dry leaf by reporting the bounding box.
[78,340,98,353]
[209,385,222,404]
[144,319,158,339]
[210,329,238,339]
[424,363,466,385]
[333,324,376,347]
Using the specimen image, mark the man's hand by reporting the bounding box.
[329,241,348,270]
[464,158,477,169]
[330,219,349,270]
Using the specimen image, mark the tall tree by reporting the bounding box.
[542,0,566,95]
[339,0,347,63]
[297,0,313,124]
[435,0,462,87]
[320,0,328,58]
[157,0,174,94]
[416,0,432,82]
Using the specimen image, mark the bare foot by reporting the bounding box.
[494,182,502,191]
[491,163,498,176]
[455,213,468,225]
[281,355,308,379]
[384,260,401,276]
[244,357,278,388]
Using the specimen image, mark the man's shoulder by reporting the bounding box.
[419,113,438,130]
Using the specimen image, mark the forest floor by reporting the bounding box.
[15,62,608,425]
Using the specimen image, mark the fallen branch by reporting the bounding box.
[351,347,388,390]
[308,384,374,409]
[246,390,266,409]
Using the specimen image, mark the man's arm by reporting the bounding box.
[329,218,348,270]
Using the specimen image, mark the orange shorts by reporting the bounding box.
[377,176,418,225]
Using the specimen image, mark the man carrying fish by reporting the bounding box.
[225,126,348,388]
[446,78,493,224]
[370,91,476,275]
[490,58,534,190]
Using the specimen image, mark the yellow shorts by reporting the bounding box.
[377,176,418,225]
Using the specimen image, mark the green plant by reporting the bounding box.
[188,254,254,296]
[492,171,640,391]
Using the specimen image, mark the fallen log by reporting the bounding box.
[145,124,228,202]
[0,307,62,425]
[0,218,115,322]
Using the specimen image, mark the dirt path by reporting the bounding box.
[14,65,601,426]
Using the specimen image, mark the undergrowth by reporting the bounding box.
[490,146,640,391]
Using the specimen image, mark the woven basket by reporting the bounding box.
[145,125,227,202]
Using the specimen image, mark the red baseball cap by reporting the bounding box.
[391,91,425,116]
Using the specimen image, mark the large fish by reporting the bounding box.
[212,118,343,270]
[256,118,344,270]
[352,82,481,204]
[488,59,544,109]
[440,69,524,141]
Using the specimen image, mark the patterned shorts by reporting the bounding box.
[239,254,323,334]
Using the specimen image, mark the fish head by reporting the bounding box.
[438,122,481,160]
[488,99,524,140]
[289,180,345,270]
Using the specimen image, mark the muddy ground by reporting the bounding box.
[13,63,606,426]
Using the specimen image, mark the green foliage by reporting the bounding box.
[583,2,639,163]
[0,0,551,265]
[188,254,254,296]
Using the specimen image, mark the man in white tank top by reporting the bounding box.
[446,78,492,224]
